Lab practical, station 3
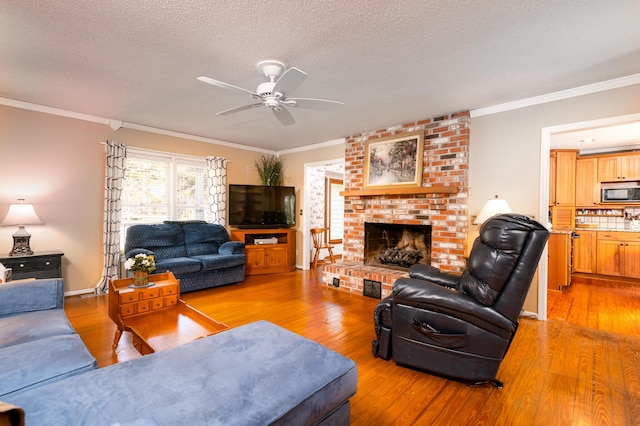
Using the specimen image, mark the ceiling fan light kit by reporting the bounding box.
[198,59,343,126]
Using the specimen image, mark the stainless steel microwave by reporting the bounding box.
[601,185,640,203]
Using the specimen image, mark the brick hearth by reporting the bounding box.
[322,111,470,298]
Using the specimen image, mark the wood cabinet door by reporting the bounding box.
[575,158,599,206]
[573,231,596,273]
[597,156,619,182]
[596,240,623,276]
[553,151,576,205]
[548,233,570,289]
[621,154,640,181]
[246,247,267,269]
[266,246,288,268]
[623,242,640,278]
[551,206,575,230]
[549,152,557,207]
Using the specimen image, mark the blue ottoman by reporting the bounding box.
[5,321,358,425]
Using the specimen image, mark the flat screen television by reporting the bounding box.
[228,184,296,228]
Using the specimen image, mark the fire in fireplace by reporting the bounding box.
[364,222,432,270]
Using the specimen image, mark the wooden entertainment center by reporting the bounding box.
[231,228,296,275]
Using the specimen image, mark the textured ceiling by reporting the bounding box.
[1,1,639,152]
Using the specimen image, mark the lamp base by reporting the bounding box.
[9,235,33,256]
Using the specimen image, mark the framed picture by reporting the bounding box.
[363,131,424,190]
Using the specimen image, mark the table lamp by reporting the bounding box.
[1,199,44,256]
[474,195,512,225]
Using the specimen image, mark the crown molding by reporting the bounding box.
[277,138,345,155]
[0,97,272,154]
[0,97,111,125]
[470,73,640,118]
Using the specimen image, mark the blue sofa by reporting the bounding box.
[1,279,358,425]
[0,278,98,398]
[125,221,246,293]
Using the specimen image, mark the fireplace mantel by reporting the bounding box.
[340,185,458,197]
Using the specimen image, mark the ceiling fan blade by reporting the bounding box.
[198,76,257,97]
[217,103,263,116]
[286,98,344,110]
[273,107,295,126]
[272,67,307,94]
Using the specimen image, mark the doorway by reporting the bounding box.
[302,159,345,270]
[539,112,640,320]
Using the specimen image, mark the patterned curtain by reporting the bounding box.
[206,157,228,226]
[95,141,127,294]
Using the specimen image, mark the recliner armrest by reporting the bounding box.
[0,278,64,318]
[392,277,515,335]
[219,241,245,255]
[409,264,459,288]
[125,248,155,259]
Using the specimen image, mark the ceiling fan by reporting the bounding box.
[198,60,344,126]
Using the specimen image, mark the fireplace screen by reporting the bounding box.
[364,223,431,270]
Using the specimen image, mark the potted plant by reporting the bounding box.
[124,253,156,287]
[254,154,284,186]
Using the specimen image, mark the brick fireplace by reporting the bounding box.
[322,111,470,298]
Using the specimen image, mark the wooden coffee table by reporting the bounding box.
[109,272,229,355]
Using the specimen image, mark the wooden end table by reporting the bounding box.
[108,272,228,355]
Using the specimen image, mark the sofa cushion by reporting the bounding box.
[0,279,62,318]
[193,254,246,271]
[124,224,188,260]
[5,321,357,425]
[183,223,230,256]
[154,257,201,275]
[0,334,97,398]
[0,310,75,348]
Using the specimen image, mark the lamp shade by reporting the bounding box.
[1,201,44,226]
[474,195,512,225]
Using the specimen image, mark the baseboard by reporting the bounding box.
[65,288,97,297]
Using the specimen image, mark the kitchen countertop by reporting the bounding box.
[577,228,640,232]
[552,228,640,233]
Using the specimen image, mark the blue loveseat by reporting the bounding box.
[125,221,246,293]
[1,279,358,425]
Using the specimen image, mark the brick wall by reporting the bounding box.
[323,111,470,297]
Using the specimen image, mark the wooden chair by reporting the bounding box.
[310,228,336,269]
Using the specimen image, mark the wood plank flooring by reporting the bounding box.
[64,270,640,425]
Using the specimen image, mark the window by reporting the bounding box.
[325,178,344,243]
[120,149,210,249]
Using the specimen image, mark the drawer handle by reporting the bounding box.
[19,264,25,268]
[45,261,51,266]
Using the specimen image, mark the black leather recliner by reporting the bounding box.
[372,213,549,387]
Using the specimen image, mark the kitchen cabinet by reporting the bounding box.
[573,230,597,273]
[597,153,640,182]
[549,153,556,207]
[548,232,571,289]
[551,206,575,231]
[596,231,640,278]
[549,150,577,206]
[575,157,599,206]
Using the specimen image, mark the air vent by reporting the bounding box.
[363,279,381,299]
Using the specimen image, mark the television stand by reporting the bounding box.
[231,228,296,275]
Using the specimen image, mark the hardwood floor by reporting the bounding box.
[547,274,640,336]
[65,270,640,425]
